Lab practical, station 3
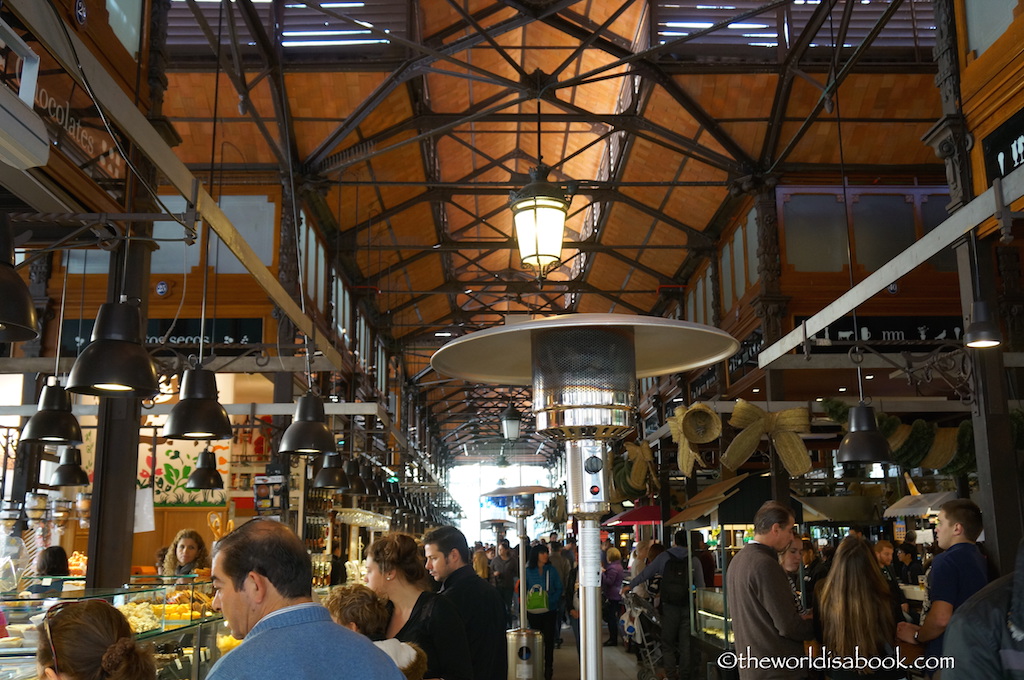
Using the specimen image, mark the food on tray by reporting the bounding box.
[115,601,161,633]
[216,634,242,654]
[68,551,87,577]
[0,637,23,648]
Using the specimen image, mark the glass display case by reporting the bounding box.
[0,584,225,680]
[690,525,746,651]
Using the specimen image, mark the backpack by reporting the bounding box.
[660,553,690,606]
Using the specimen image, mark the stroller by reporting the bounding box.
[620,592,664,680]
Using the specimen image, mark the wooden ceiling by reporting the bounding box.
[156,0,943,467]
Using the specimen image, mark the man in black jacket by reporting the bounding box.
[424,525,508,680]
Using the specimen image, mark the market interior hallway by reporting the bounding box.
[550,623,638,680]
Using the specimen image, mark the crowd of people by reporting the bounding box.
[726,499,993,680]
[30,498,1019,680]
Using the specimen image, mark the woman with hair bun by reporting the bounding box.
[36,599,155,680]
[366,533,472,680]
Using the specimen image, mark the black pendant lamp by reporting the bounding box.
[67,295,158,397]
[185,448,223,490]
[21,376,82,444]
[837,402,891,464]
[279,391,335,455]
[343,459,366,494]
[0,214,37,342]
[163,368,232,440]
[50,447,90,487]
[313,452,350,490]
[359,463,380,495]
[963,300,1002,349]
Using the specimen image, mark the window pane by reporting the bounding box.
[211,195,276,274]
[732,230,744,298]
[65,249,110,274]
[695,277,704,324]
[853,195,915,272]
[964,0,1014,56]
[721,242,733,307]
[783,194,847,272]
[151,195,202,274]
[745,207,759,284]
[922,195,956,272]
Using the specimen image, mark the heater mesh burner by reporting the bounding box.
[532,326,636,439]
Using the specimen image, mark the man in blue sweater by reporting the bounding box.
[207,518,403,680]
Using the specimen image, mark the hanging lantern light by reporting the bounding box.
[509,165,570,277]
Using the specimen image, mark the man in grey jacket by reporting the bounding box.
[726,501,814,680]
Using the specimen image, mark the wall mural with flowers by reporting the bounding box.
[137,440,229,507]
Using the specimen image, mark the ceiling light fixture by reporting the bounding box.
[963,233,1002,348]
[66,294,159,397]
[313,451,350,490]
[500,403,522,441]
[185,447,223,490]
[0,214,37,342]
[22,263,81,444]
[163,229,231,438]
[827,13,889,464]
[50,447,90,487]
[509,100,573,279]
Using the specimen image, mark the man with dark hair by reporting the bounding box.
[423,525,507,680]
[941,539,1024,679]
[726,501,813,680]
[491,539,519,626]
[896,541,925,585]
[897,499,988,664]
[208,519,402,680]
[623,530,703,680]
[691,531,716,587]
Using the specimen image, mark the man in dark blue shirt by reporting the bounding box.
[897,499,989,665]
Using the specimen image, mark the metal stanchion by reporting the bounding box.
[482,486,555,680]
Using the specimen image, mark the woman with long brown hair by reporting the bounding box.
[162,528,210,576]
[366,533,472,680]
[815,538,906,679]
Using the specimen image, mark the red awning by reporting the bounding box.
[602,504,663,527]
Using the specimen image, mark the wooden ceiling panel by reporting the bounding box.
[643,84,705,143]
[286,72,388,121]
[357,88,415,139]
[674,73,779,120]
[719,122,768,159]
[422,2,518,42]
[580,0,646,41]
[780,120,941,166]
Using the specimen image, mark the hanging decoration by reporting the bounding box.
[610,439,658,501]
[820,397,975,472]
[721,399,812,476]
[667,402,722,478]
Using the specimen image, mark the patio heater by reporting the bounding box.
[433,313,737,680]
[483,485,557,680]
